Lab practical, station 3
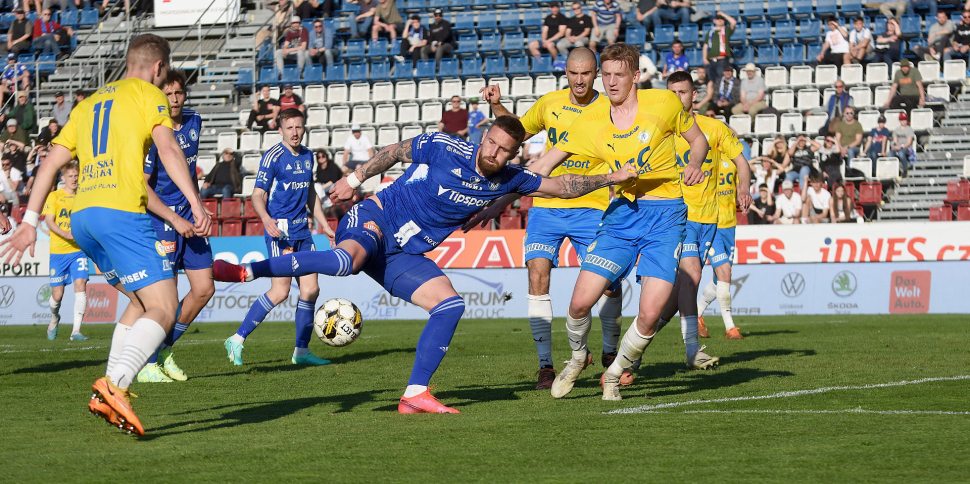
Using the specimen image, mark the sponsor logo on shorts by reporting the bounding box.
[364,221,382,238]
[50,274,69,284]
[120,270,149,285]
[524,243,556,255]
[588,241,597,252]
[282,246,294,255]
[584,254,622,274]
[710,253,728,264]
[683,243,698,253]
[155,241,166,256]
[162,260,172,272]
[50,269,55,276]
[161,240,177,254]
[102,270,118,281]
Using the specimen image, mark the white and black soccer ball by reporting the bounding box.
[313,298,362,347]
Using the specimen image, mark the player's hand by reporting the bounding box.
[462,203,503,232]
[611,160,638,184]
[479,84,502,106]
[736,190,753,214]
[0,214,10,234]
[191,204,213,237]
[171,216,195,238]
[263,216,282,238]
[0,223,37,265]
[62,230,74,240]
[329,177,356,205]
[682,163,704,186]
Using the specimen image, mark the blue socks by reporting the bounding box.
[236,294,277,338]
[251,248,353,279]
[295,299,315,349]
[408,296,466,386]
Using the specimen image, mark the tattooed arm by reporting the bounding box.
[530,161,637,199]
[329,138,413,203]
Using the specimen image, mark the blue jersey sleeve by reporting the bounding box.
[255,152,275,191]
[509,166,543,195]
[409,133,444,165]
[144,144,158,175]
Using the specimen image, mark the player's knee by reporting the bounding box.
[265,287,289,305]
[191,281,215,301]
[567,296,594,319]
[301,286,320,302]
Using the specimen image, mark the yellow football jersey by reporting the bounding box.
[519,89,611,210]
[672,115,743,224]
[42,189,81,254]
[716,150,740,229]
[52,78,173,214]
[556,89,694,201]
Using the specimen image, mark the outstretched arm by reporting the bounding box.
[330,138,413,203]
[530,163,636,199]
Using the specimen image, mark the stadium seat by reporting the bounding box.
[79,7,98,27]
[329,105,350,125]
[929,204,952,221]
[392,60,412,80]
[764,66,788,89]
[946,179,970,204]
[418,79,439,99]
[415,59,436,79]
[484,56,505,76]
[653,24,674,47]
[754,114,777,135]
[780,113,803,134]
[440,79,462,99]
[197,155,216,176]
[756,45,780,66]
[372,81,394,102]
[308,129,329,150]
[217,132,237,152]
[439,58,460,78]
[457,34,479,55]
[398,103,420,124]
[626,25,646,46]
[766,0,788,20]
[899,15,921,37]
[771,89,795,111]
[422,102,443,122]
[859,181,883,205]
[532,54,553,74]
[221,219,243,237]
[798,18,822,42]
[788,65,814,87]
[840,63,863,86]
[678,23,699,46]
[875,157,900,179]
[910,108,933,131]
[733,45,755,65]
[874,85,892,107]
[805,112,828,134]
[503,32,525,53]
[782,43,804,65]
[918,61,940,82]
[371,61,391,81]
[262,132,282,150]
[202,199,219,216]
[958,205,970,221]
[791,0,813,18]
[943,59,967,82]
[461,56,483,78]
[481,32,501,53]
[378,126,400,146]
[219,198,242,219]
[245,219,263,237]
[326,63,346,83]
[499,210,522,230]
[729,115,752,135]
[352,104,374,124]
[749,20,771,44]
[849,87,872,108]
[865,62,889,84]
[848,158,872,179]
[507,55,529,75]
[306,107,328,129]
[776,20,797,44]
[858,110,880,131]
[368,38,389,59]
[304,64,323,83]
[395,80,417,100]
[239,131,261,151]
[345,39,366,59]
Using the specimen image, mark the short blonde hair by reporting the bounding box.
[599,43,640,74]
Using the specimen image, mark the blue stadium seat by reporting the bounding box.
[756,44,780,66]
[775,20,796,44]
[439,57,460,77]
[731,21,747,44]
[653,24,674,48]
[236,67,254,88]
[798,19,821,42]
[504,32,524,53]
[259,66,279,84]
[900,15,922,37]
[953,11,963,25]
[0,13,14,30]
[457,34,479,55]
[59,9,79,29]
[79,8,98,27]
[815,0,837,17]
[873,16,888,36]
[402,0,426,13]
[499,10,520,31]
[750,21,771,44]
[18,54,35,75]
[472,0,491,10]
[368,38,388,58]
[484,55,505,76]
[479,11,498,31]
[371,60,390,80]
[455,12,476,32]
[326,62,346,83]
[686,48,703,67]
[782,43,805,65]
[791,0,813,19]
[522,9,543,30]
[348,62,368,82]
[282,65,302,83]
[626,25,646,46]
[392,59,413,80]
[742,2,765,21]
[335,0,360,15]
[678,23,698,47]
[719,3,740,20]
[840,0,863,18]
[481,32,501,53]
[415,58,437,79]
[806,42,823,61]
[766,0,788,20]
[734,45,755,65]
[461,56,482,78]
[508,55,528,75]
[304,64,324,83]
[389,39,401,57]
[532,53,552,74]
[428,0,449,10]
[345,38,366,59]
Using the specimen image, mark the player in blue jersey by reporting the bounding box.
[212,116,637,413]
[223,108,335,367]
[137,70,215,383]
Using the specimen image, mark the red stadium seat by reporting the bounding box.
[202,199,219,218]
[843,183,855,202]
[221,219,243,236]
[958,205,970,221]
[500,210,522,230]
[929,204,952,221]
[245,218,263,236]
[945,179,969,205]
[735,211,748,225]
[858,181,882,205]
[243,198,258,219]
[519,196,533,210]
[219,197,241,219]
[12,205,26,224]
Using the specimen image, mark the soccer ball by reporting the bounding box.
[313,298,362,347]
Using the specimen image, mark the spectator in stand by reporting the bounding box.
[817,135,844,185]
[293,0,324,20]
[908,0,937,20]
[874,0,906,20]
[372,0,404,41]
[816,17,850,67]
[276,16,309,78]
[5,138,27,177]
[660,40,690,85]
[557,2,592,54]
[636,0,659,36]
[0,203,14,240]
[638,51,659,88]
[693,65,715,115]
[829,182,858,223]
[748,184,776,224]
[438,96,468,139]
[397,15,426,62]
[1,119,28,152]
[731,63,767,116]
[201,148,242,199]
[801,174,832,224]
[752,154,782,195]
[711,67,740,116]
[891,111,917,174]
[774,180,803,224]
[467,98,487,145]
[809,79,852,132]
[783,135,819,191]
[874,17,903,64]
[865,115,891,173]
[278,84,305,113]
[50,91,71,127]
[342,124,374,173]
[32,9,73,56]
[702,11,736,86]
[885,58,925,113]
[351,0,377,39]
[848,16,873,64]
[421,9,455,67]
[306,19,337,67]
[314,149,342,202]
[5,9,32,59]
[950,10,970,60]
[247,85,280,133]
[530,2,567,59]
[522,130,547,167]
[657,0,692,27]
[590,0,622,52]
[915,11,954,61]
[36,118,59,147]
[835,106,864,162]
[7,91,35,134]
[0,53,30,109]
[0,154,22,206]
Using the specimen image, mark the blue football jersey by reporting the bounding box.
[377,133,542,254]
[144,108,202,221]
[255,142,314,240]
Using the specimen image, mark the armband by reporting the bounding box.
[347,172,362,189]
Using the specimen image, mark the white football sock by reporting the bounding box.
[565,310,592,359]
[598,294,622,354]
[697,280,717,316]
[717,281,736,331]
[404,384,427,398]
[293,347,308,357]
[48,296,61,325]
[682,315,700,360]
[607,318,653,377]
[526,294,553,368]
[72,291,87,335]
[105,323,130,376]
[108,318,166,389]
[230,333,246,344]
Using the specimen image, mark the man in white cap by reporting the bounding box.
[731,63,766,116]
[342,124,374,174]
[774,180,803,224]
[275,16,308,78]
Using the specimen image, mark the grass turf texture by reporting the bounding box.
[2,314,969,483]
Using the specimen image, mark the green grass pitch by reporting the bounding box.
[2,314,969,483]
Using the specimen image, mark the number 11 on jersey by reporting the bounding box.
[92,100,114,157]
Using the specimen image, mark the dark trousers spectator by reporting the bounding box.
[7,40,30,57]
[890,95,920,114]
[246,110,275,133]
[873,45,901,65]
[201,183,234,199]
[420,43,453,66]
[818,52,845,68]
[706,58,731,87]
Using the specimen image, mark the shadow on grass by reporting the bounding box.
[727,348,816,365]
[434,381,539,409]
[637,368,796,398]
[140,388,394,440]
[8,359,104,375]
[193,347,415,378]
[741,330,800,337]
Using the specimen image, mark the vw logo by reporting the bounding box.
[780,273,805,298]
[0,285,14,308]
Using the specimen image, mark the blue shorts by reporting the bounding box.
[151,215,213,272]
[524,207,603,266]
[681,221,717,262]
[706,226,736,269]
[72,208,173,292]
[265,235,316,258]
[581,198,687,285]
[49,251,89,287]
[337,198,444,302]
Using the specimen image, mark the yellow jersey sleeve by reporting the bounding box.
[52,114,79,157]
[518,95,546,136]
[42,191,56,216]
[716,150,740,228]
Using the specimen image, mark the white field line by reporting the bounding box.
[677,409,970,415]
[606,375,970,415]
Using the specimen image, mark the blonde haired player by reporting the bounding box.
[43,162,89,341]
[1,34,212,436]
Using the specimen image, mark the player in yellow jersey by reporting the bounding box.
[477,48,632,390]
[1,34,212,435]
[43,162,89,341]
[696,130,748,340]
